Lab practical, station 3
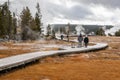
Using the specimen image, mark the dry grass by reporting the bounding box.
[0,36,120,80]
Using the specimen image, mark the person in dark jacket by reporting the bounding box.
[66,35,69,42]
[78,34,83,47]
[84,35,89,48]
[61,34,64,40]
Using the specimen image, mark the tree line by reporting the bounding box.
[96,28,120,36]
[0,2,42,40]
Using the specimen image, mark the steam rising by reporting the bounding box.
[75,25,85,35]
[105,26,120,35]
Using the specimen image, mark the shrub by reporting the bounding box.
[115,30,120,36]
[96,28,105,36]
[108,33,112,36]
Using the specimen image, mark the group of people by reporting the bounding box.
[78,34,89,48]
[60,33,89,48]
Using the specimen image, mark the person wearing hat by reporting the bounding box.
[78,33,83,47]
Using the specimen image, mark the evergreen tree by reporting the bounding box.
[0,8,4,37]
[46,24,51,37]
[51,29,56,39]
[12,12,17,35]
[35,2,42,33]
[2,2,8,36]
[30,18,37,31]
[0,2,43,40]
[20,7,33,40]
[108,33,112,36]
[20,7,32,28]
[35,13,40,32]
[60,27,63,34]
[0,2,12,38]
[65,23,70,35]
[115,30,120,36]
[8,10,12,38]
[96,28,105,36]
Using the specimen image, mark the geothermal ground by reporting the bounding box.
[0,36,120,80]
[0,40,74,58]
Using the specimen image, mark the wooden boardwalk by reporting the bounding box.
[0,40,108,72]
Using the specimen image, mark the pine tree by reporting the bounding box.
[20,7,33,40]
[0,8,4,37]
[35,2,42,33]
[65,23,70,35]
[8,10,12,39]
[0,2,12,38]
[12,12,17,35]
[115,30,120,36]
[60,27,63,34]
[2,2,8,36]
[47,24,51,37]
[20,7,32,28]
[96,28,105,36]
[30,18,37,31]
[51,29,56,39]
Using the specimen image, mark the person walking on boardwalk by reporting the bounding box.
[67,35,69,42]
[61,34,64,40]
[84,35,89,48]
[78,33,83,47]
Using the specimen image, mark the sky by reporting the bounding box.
[1,0,120,25]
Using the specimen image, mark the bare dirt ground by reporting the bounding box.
[0,36,120,80]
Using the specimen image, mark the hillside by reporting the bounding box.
[52,24,113,34]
